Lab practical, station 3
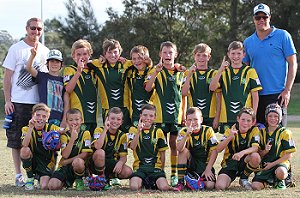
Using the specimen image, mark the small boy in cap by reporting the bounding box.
[27,46,66,127]
[252,103,296,190]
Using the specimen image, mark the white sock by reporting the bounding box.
[16,173,22,178]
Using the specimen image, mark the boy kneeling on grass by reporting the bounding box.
[91,107,132,190]
[174,107,219,191]
[48,108,93,191]
[21,103,61,190]
[128,104,170,191]
[252,103,296,190]
[215,107,261,190]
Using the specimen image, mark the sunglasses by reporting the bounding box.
[254,15,269,21]
[29,26,43,31]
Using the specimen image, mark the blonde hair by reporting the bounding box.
[227,41,244,51]
[107,107,123,118]
[32,103,51,116]
[71,39,93,56]
[159,41,177,52]
[192,43,212,55]
[102,39,123,54]
[66,108,82,119]
[130,45,150,58]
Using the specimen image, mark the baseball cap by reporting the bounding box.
[47,49,63,62]
[253,3,270,16]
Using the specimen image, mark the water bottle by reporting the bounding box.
[3,113,13,129]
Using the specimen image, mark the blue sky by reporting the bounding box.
[0,0,124,39]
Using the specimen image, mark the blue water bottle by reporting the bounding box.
[3,113,13,129]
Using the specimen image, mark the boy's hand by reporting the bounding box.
[137,118,144,133]
[175,63,186,72]
[104,117,110,131]
[70,127,78,140]
[220,56,230,71]
[28,118,36,128]
[155,58,163,73]
[202,168,215,181]
[77,59,85,73]
[263,162,274,170]
[232,151,243,161]
[229,124,238,138]
[113,161,123,174]
[188,64,196,76]
[118,57,126,64]
[99,55,106,64]
[265,140,272,152]
[30,43,38,57]
[186,122,193,136]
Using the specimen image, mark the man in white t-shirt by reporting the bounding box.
[2,17,49,187]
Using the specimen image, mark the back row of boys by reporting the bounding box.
[20,37,295,191]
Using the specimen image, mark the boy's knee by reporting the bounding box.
[48,179,61,190]
[20,147,31,159]
[275,167,288,180]
[72,158,85,171]
[251,181,264,190]
[205,181,215,190]
[248,152,261,166]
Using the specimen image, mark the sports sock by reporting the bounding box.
[22,158,33,178]
[177,164,187,183]
[95,166,105,176]
[241,163,257,179]
[171,154,178,177]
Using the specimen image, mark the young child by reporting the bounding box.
[182,43,221,130]
[127,45,154,127]
[26,46,65,127]
[252,103,296,190]
[174,107,218,191]
[215,107,261,190]
[145,41,186,186]
[20,103,61,190]
[128,104,170,191]
[63,39,98,134]
[92,107,132,188]
[209,41,262,134]
[48,108,93,191]
[91,39,132,133]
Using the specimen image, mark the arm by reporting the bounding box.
[145,59,163,92]
[130,118,144,150]
[182,65,196,96]
[64,61,84,94]
[26,44,38,78]
[160,150,166,170]
[212,92,222,130]
[278,54,298,107]
[216,125,237,153]
[62,152,91,166]
[3,69,14,115]
[202,149,218,180]
[232,145,259,161]
[113,155,127,174]
[209,56,229,91]
[61,129,78,159]
[258,140,272,158]
[94,119,109,150]
[263,152,293,171]
[22,118,35,147]
[251,90,259,116]
[60,92,69,129]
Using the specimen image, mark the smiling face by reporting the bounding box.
[185,111,203,133]
[67,112,83,131]
[107,113,123,132]
[131,52,146,71]
[194,51,211,68]
[25,20,43,44]
[104,47,120,64]
[237,113,255,133]
[160,46,177,66]
[253,12,271,32]
[140,109,156,129]
[227,48,245,67]
[33,110,49,130]
[48,59,62,74]
[72,47,91,66]
[266,112,280,127]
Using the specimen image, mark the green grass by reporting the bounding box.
[288,83,300,115]
[0,121,299,197]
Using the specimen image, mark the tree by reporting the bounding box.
[0,30,15,65]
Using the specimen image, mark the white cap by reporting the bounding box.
[253,3,270,16]
[47,49,63,62]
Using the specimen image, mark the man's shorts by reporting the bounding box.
[51,165,76,188]
[218,157,247,182]
[156,123,181,136]
[252,164,288,185]
[132,167,166,189]
[6,103,33,148]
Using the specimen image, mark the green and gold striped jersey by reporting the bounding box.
[21,123,61,170]
[127,65,154,124]
[186,68,218,119]
[59,127,93,167]
[91,59,132,110]
[128,126,168,170]
[220,124,260,168]
[219,64,262,123]
[63,64,98,124]
[93,127,128,160]
[177,125,218,163]
[146,66,185,124]
[259,126,296,167]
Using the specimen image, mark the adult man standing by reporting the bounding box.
[243,3,298,126]
[2,17,49,186]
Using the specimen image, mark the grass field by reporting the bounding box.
[0,121,299,197]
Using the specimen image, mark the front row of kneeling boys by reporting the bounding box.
[20,102,296,191]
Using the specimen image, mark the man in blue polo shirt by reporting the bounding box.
[243,3,298,126]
